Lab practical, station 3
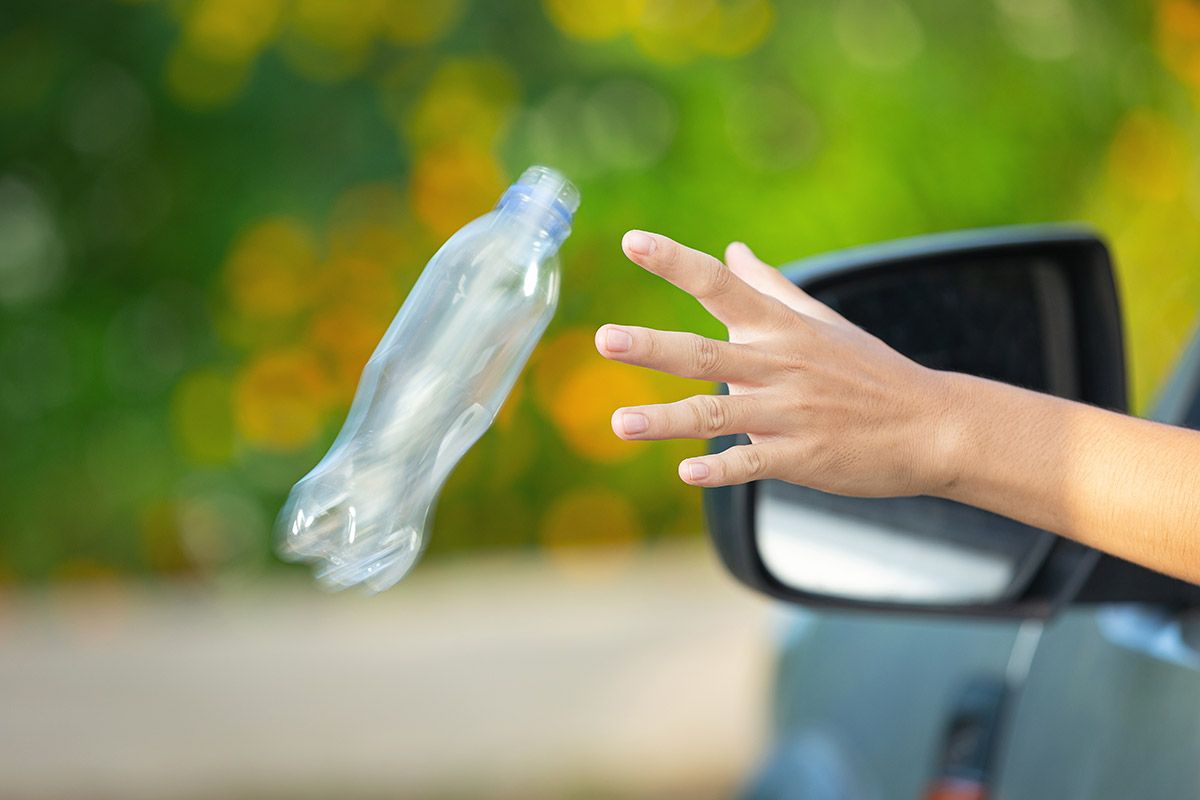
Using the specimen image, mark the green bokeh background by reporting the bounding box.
[2,0,1199,583]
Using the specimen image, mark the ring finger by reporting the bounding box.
[612,393,767,440]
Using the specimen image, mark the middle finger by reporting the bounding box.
[596,324,771,383]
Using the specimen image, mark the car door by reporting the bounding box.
[994,323,1200,800]
[750,610,1020,799]
[747,323,1200,800]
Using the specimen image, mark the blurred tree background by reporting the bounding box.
[1,0,1199,584]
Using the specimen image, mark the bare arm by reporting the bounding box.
[596,230,1200,584]
[936,372,1200,582]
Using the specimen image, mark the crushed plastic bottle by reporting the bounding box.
[277,166,579,592]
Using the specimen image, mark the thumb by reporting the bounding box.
[724,242,847,326]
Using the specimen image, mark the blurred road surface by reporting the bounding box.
[0,543,772,799]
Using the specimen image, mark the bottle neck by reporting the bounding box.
[495,188,573,251]
[494,167,578,252]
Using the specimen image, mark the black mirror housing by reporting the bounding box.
[704,224,1138,618]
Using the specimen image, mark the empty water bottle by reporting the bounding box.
[278,166,579,592]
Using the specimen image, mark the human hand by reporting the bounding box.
[595,230,957,496]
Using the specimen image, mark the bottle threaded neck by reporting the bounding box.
[496,166,579,242]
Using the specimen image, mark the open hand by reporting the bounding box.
[595,230,955,496]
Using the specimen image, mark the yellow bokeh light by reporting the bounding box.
[277,36,371,83]
[330,181,409,227]
[277,0,382,83]
[1158,0,1200,89]
[1106,110,1189,203]
[381,0,465,44]
[410,142,507,238]
[495,373,526,431]
[691,0,774,58]
[183,0,285,64]
[1101,203,1200,409]
[631,0,708,64]
[320,253,398,319]
[164,39,253,109]
[171,368,236,465]
[406,57,520,151]
[233,347,331,451]
[224,216,320,320]
[327,182,424,275]
[307,301,389,404]
[286,0,383,52]
[532,329,591,410]
[542,0,773,63]
[539,485,643,579]
[532,328,673,463]
[1086,106,1200,410]
[552,359,658,462]
[330,220,414,273]
[542,0,642,41]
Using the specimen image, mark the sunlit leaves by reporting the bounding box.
[5,0,1200,583]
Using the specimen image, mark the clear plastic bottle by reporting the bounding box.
[277,166,579,592]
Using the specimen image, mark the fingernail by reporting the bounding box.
[604,326,632,352]
[624,230,655,256]
[620,412,649,435]
[685,461,710,481]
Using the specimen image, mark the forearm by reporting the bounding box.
[936,372,1200,583]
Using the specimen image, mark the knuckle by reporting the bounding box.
[691,395,730,435]
[739,446,767,479]
[788,394,814,417]
[690,335,723,377]
[777,311,806,337]
[778,349,808,374]
[765,301,804,333]
[700,263,734,298]
[641,329,660,361]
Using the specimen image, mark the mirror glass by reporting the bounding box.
[756,257,1077,605]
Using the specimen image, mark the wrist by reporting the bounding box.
[922,369,978,498]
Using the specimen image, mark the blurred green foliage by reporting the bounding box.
[1,0,1199,583]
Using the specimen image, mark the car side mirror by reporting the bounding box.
[704,225,1162,618]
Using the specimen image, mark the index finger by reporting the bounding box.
[622,230,785,331]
